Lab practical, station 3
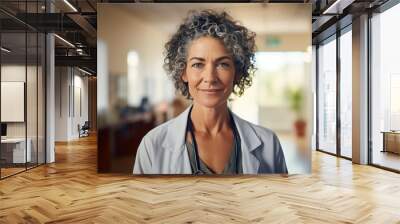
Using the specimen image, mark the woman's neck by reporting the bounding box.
[190,103,231,136]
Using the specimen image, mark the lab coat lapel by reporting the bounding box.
[231,112,262,174]
[162,106,192,174]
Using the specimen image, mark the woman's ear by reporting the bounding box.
[234,72,240,85]
[182,70,188,82]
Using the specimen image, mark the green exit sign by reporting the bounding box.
[266,37,281,47]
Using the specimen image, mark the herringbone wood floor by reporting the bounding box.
[1,135,400,223]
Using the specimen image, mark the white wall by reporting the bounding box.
[55,67,68,141]
[98,5,175,108]
[1,65,37,137]
[55,67,89,141]
[1,65,26,137]
[1,64,46,164]
[72,73,89,138]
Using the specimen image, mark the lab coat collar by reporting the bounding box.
[163,105,262,174]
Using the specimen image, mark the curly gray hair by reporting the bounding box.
[163,9,257,98]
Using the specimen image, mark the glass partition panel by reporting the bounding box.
[317,37,337,154]
[27,30,38,169]
[1,30,27,177]
[0,1,46,179]
[38,32,45,165]
[339,29,352,158]
[371,4,400,171]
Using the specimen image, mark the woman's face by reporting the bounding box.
[182,36,236,109]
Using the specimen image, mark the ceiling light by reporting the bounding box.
[323,0,354,15]
[78,67,92,76]
[54,34,75,48]
[1,47,11,53]
[63,0,78,12]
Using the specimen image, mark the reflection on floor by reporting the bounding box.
[0,167,25,177]
[340,146,352,159]
[0,163,42,178]
[373,150,400,171]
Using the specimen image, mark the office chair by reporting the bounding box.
[79,121,90,138]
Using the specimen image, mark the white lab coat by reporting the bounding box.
[133,106,287,174]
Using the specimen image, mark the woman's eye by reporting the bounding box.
[192,63,203,69]
[218,62,230,69]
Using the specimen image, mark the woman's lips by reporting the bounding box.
[199,89,223,93]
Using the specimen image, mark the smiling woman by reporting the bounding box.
[133,10,288,175]
[183,37,236,109]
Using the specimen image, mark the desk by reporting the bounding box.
[381,131,400,154]
[1,138,31,163]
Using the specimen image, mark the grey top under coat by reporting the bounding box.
[185,135,243,175]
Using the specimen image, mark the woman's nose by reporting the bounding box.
[203,64,218,83]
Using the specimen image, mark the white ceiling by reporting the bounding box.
[116,3,311,35]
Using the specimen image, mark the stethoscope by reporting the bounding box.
[186,107,241,175]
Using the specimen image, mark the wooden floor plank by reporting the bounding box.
[0,134,400,223]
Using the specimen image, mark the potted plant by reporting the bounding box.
[285,87,306,138]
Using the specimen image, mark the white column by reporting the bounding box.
[352,14,369,164]
[46,33,55,163]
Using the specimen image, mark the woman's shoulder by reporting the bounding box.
[141,107,190,152]
[134,117,181,174]
[142,118,175,143]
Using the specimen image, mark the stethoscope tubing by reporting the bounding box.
[187,107,241,175]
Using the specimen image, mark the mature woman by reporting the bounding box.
[133,10,287,174]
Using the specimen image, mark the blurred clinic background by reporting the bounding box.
[97,3,313,174]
